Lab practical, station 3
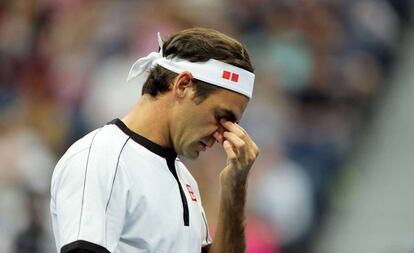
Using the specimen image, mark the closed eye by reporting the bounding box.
[214,108,238,124]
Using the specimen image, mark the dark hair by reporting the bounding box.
[141,27,254,103]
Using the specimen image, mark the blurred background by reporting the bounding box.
[1,0,413,252]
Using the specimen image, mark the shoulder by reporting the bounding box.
[51,125,130,193]
[58,124,128,165]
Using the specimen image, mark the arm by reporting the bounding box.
[208,120,259,253]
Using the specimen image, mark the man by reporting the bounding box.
[50,27,259,253]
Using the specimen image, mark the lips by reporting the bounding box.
[199,141,207,151]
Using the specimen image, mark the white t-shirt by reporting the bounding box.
[50,119,212,253]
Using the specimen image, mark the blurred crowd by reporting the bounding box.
[0,0,412,252]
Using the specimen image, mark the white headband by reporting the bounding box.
[127,33,255,98]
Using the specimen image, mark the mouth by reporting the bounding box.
[199,141,208,151]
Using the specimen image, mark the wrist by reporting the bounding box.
[220,167,248,187]
[219,172,248,201]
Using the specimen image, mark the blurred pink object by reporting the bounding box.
[209,216,279,253]
[246,216,279,253]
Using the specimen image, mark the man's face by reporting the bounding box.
[171,87,249,159]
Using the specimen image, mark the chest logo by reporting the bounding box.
[186,184,197,202]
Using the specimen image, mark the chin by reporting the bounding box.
[187,152,199,160]
[182,149,200,160]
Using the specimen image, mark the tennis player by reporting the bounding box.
[50,27,259,253]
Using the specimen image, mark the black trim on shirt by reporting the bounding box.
[202,244,211,253]
[61,240,110,253]
[109,118,189,226]
[109,118,177,159]
[167,157,190,226]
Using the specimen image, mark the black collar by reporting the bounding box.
[109,118,177,159]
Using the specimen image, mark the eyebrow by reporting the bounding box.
[216,108,238,123]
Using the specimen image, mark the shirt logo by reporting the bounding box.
[186,184,197,202]
[222,70,239,83]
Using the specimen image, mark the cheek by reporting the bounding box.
[185,111,218,138]
[193,114,216,129]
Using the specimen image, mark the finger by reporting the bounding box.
[223,132,245,149]
[220,119,244,138]
[221,119,256,148]
[223,131,246,160]
[224,119,247,134]
[223,140,237,162]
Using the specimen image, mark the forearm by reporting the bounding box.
[207,120,259,253]
[208,176,248,253]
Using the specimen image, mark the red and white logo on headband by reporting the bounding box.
[222,71,239,83]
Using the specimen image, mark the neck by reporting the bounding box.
[122,94,172,148]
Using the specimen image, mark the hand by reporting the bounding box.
[214,119,259,184]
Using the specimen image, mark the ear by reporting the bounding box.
[172,71,193,98]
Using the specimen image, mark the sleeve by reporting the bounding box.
[188,172,212,248]
[51,134,130,253]
[200,204,213,248]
